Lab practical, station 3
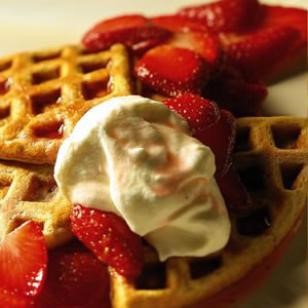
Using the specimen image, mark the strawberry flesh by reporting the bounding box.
[151,15,222,68]
[88,14,148,31]
[135,45,208,97]
[261,5,307,41]
[35,241,110,308]
[0,293,34,308]
[0,221,47,303]
[163,95,235,177]
[169,31,221,68]
[178,0,262,33]
[256,5,307,82]
[164,93,220,134]
[151,15,210,33]
[219,4,307,82]
[70,204,143,280]
[223,26,300,80]
[195,109,236,177]
[82,14,171,53]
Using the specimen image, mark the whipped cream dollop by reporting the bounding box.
[54,95,231,261]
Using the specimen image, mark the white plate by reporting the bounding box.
[0,1,307,307]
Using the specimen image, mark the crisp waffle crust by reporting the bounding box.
[0,44,132,164]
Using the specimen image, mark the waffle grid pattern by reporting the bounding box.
[0,161,72,248]
[110,116,308,308]
[0,44,131,164]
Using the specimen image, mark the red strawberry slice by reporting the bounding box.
[163,93,220,134]
[151,15,221,68]
[82,14,171,53]
[0,221,47,304]
[262,5,307,41]
[205,66,268,116]
[223,26,300,80]
[169,31,221,68]
[135,45,208,97]
[88,14,148,30]
[164,95,235,176]
[216,164,252,212]
[257,5,307,82]
[178,0,262,33]
[35,241,110,308]
[151,15,209,33]
[195,109,236,176]
[0,293,33,308]
[70,204,143,280]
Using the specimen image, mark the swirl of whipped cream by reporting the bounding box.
[54,95,230,261]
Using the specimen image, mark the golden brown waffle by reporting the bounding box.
[0,39,306,307]
[110,116,308,308]
[0,160,72,248]
[0,44,132,164]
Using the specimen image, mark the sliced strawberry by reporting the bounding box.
[70,205,143,280]
[261,5,307,42]
[151,15,221,68]
[82,14,171,53]
[195,109,236,176]
[169,31,221,68]
[35,241,110,308]
[178,0,262,33]
[135,45,208,97]
[216,164,252,212]
[0,292,34,308]
[0,221,47,303]
[223,26,300,80]
[257,5,307,82]
[164,95,236,175]
[163,93,220,134]
[88,14,148,30]
[151,15,209,33]
[205,66,268,116]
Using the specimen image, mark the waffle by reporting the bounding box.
[0,160,72,248]
[110,116,308,308]
[0,44,132,164]
[0,44,307,306]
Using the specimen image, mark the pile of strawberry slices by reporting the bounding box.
[0,0,306,307]
[83,0,306,116]
[0,222,112,307]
